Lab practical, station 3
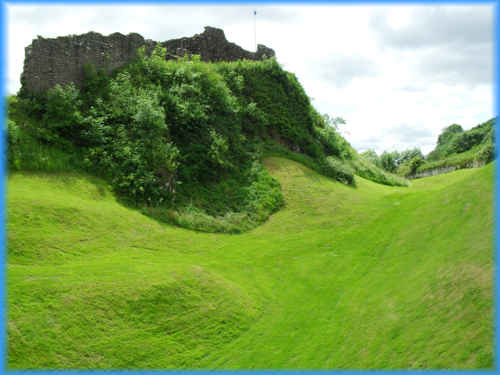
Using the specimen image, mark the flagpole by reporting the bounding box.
[254,10,257,51]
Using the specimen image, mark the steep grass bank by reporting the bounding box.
[9,51,406,233]
[8,157,493,369]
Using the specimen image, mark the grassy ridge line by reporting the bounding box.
[7,157,493,369]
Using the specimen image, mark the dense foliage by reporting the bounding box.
[348,155,409,187]
[361,148,424,178]
[426,119,495,164]
[10,45,385,231]
[364,118,495,178]
[409,119,495,177]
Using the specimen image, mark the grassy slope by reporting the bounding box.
[7,157,494,369]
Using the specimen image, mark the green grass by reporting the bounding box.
[7,157,494,369]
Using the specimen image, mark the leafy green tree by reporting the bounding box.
[13,43,361,216]
[437,124,463,146]
[360,149,381,167]
[43,84,83,144]
[380,151,400,173]
[397,155,425,176]
[409,156,425,172]
[322,113,346,130]
[398,148,424,165]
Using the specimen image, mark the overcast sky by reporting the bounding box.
[6,4,495,155]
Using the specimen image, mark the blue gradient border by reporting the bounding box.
[495,2,498,373]
[1,1,6,373]
[0,0,497,373]
[1,1,498,5]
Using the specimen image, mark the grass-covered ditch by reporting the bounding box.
[6,47,493,369]
[7,158,494,369]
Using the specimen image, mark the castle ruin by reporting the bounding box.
[20,26,275,94]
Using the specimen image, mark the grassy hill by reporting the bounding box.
[8,50,406,233]
[8,157,493,369]
[7,44,493,369]
[398,118,495,178]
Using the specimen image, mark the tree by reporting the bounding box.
[360,149,381,167]
[380,151,400,173]
[322,113,346,130]
[396,154,425,177]
[437,124,463,146]
[398,148,424,165]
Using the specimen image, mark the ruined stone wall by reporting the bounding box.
[20,26,275,94]
[408,160,486,179]
[163,26,274,62]
[21,32,155,94]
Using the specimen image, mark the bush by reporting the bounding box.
[475,143,494,164]
[397,156,425,177]
[417,118,495,174]
[380,151,399,173]
[360,150,381,168]
[7,119,21,170]
[10,45,396,231]
[349,155,408,187]
[427,120,494,161]
[323,156,354,185]
[43,84,84,144]
[82,75,180,205]
[7,125,84,173]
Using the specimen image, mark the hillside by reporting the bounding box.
[8,47,406,233]
[400,118,495,178]
[7,158,493,369]
[7,37,493,369]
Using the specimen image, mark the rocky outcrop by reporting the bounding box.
[20,26,275,95]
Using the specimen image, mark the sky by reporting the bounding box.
[6,4,495,155]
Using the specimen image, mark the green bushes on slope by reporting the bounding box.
[363,119,497,179]
[9,45,406,231]
[7,96,86,173]
[363,117,495,179]
[426,120,494,163]
[407,118,495,177]
[349,155,409,187]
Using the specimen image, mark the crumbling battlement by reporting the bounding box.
[20,26,275,94]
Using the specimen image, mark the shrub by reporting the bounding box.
[437,124,463,146]
[349,155,408,187]
[397,156,425,177]
[43,84,84,144]
[10,45,396,231]
[360,150,381,168]
[380,151,399,173]
[323,156,354,185]
[7,119,21,170]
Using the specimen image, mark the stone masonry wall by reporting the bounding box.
[20,26,275,94]
[408,160,486,179]
[163,26,274,62]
